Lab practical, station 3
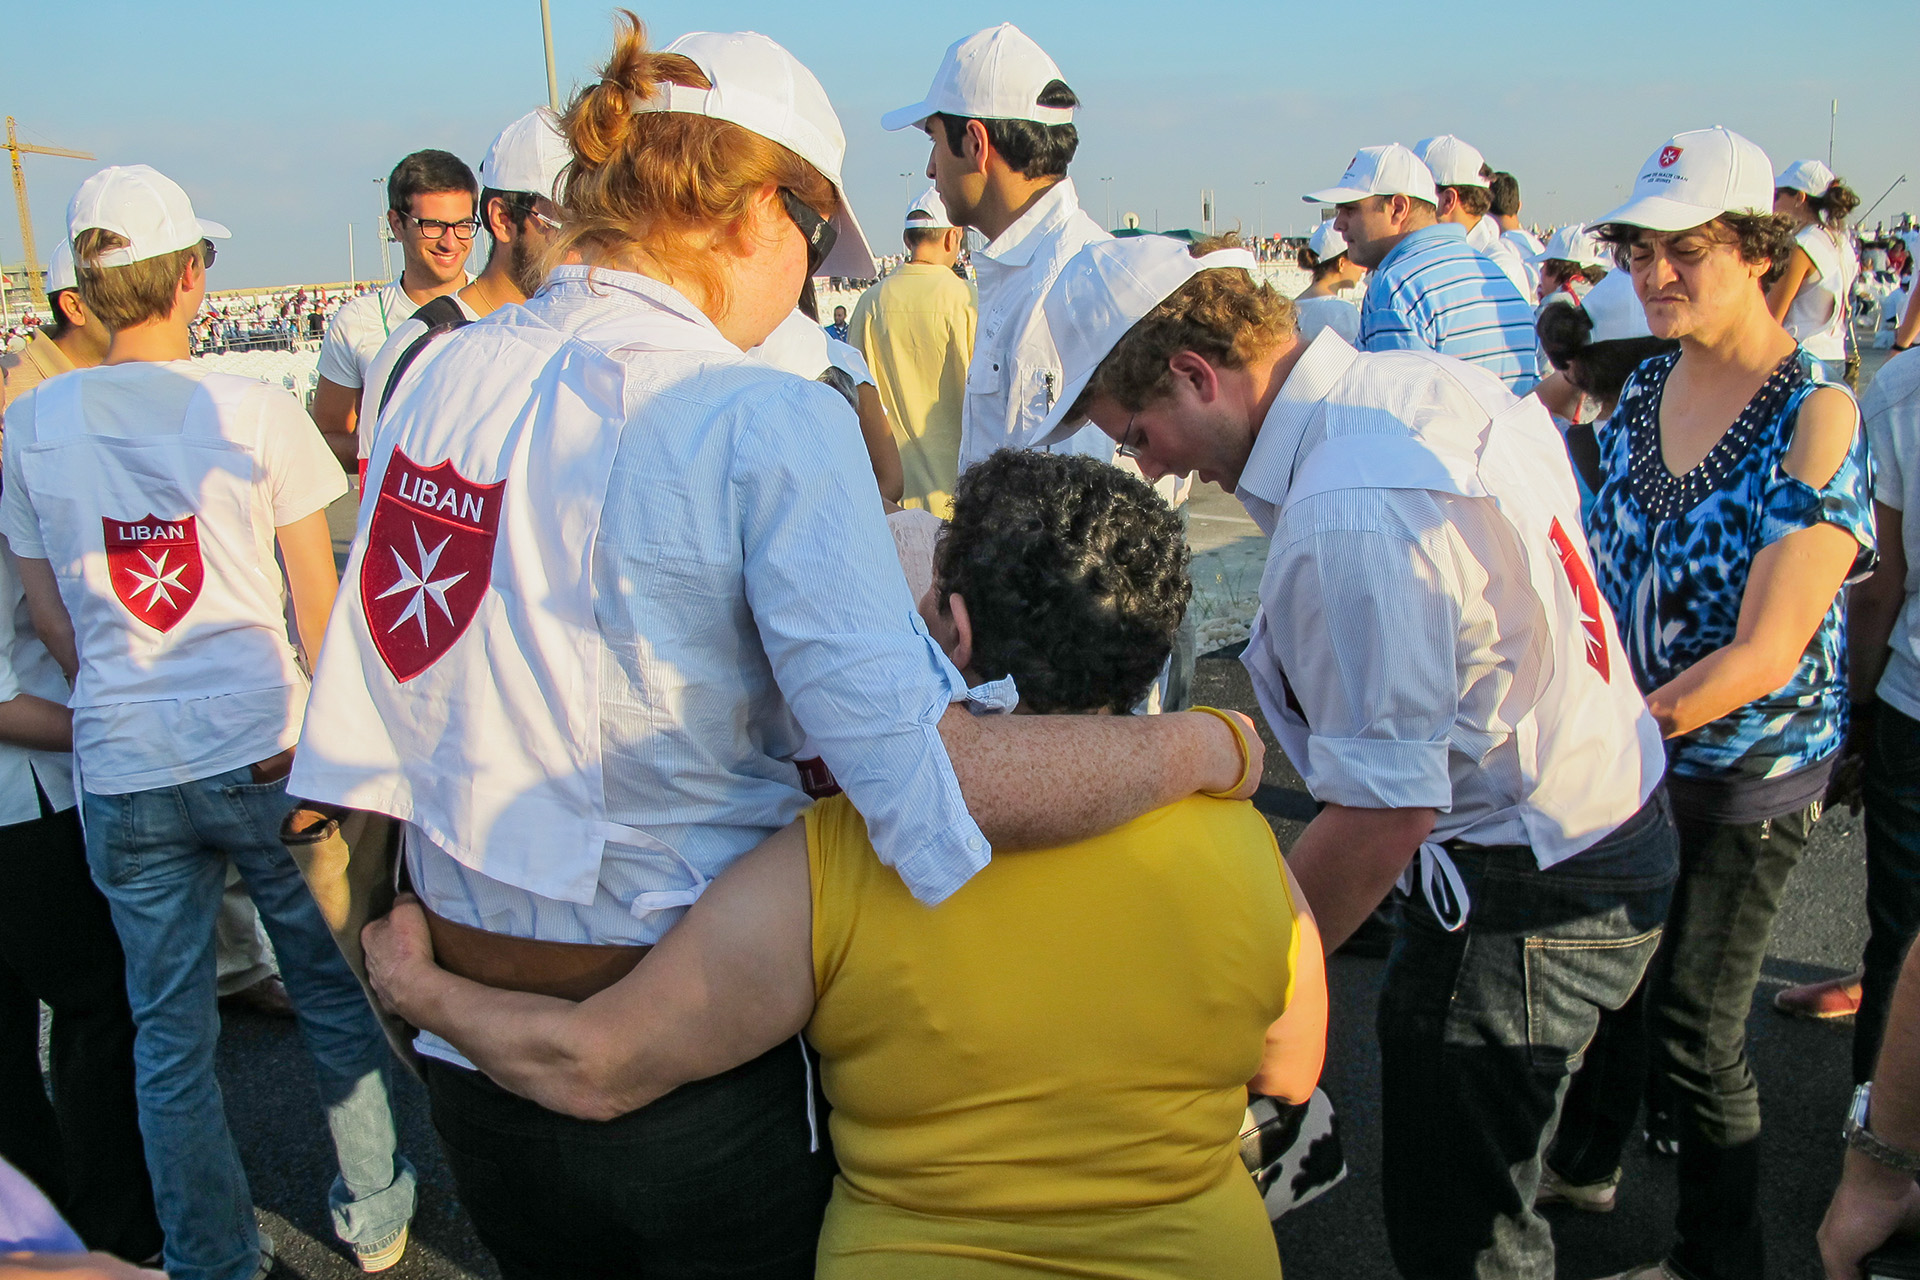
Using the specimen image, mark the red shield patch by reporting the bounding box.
[103,515,203,632]
[1548,518,1610,682]
[361,451,504,682]
[1658,145,1683,169]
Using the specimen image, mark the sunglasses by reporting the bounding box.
[780,189,837,277]
[200,239,218,271]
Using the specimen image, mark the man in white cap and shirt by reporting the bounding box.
[0,165,415,1280]
[291,21,1256,1275]
[355,109,570,472]
[849,186,976,516]
[883,23,1114,469]
[0,242,110,428]
[1307,143,1539,391]
[1412,135,1535,298]
[1030,231,1676,1280]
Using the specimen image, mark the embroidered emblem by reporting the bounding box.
[361,451,503,681]
[103,515,202,632]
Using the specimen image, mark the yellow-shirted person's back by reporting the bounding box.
[805,792,1299,1279]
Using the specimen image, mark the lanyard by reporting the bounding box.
[1397,841,1472,932]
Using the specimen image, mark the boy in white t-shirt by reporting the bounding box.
[0,166,415,1280]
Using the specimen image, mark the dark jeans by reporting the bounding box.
[425,1036,836,1279]
[0,794,162,1261]
[1859,699,1920,1082]
[1551,800,1818,1280]
[1378,791,1678,1280]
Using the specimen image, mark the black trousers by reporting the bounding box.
[425,1036,836,1279]
[0,792,161,1261]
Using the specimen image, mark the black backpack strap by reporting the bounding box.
[376,294,473,418]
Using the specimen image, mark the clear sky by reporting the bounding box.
[9,1,1917,288]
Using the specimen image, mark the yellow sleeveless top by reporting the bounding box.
[805,793,1300,1279]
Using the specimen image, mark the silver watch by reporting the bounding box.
[1846,1082,1920,1174]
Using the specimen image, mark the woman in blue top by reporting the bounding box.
[1541,129,1875,1280]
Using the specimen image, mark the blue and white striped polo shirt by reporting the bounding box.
[1357,222,1539,393]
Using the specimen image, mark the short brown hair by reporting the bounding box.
[73,229,201,330]
[1595,212,1798,286]
[553,10,839,314]
[1068,233,1295,418]
[1442,184,1492,217]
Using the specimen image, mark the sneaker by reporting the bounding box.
[354,1224,409,1274]
[1535,1164,1620,1212]
[219,974,296,1019]
[1773,971,1864,1019]
[1644,1108,1679,1159]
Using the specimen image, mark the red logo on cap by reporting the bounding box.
[1658,146,1683,169]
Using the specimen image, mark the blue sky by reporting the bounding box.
[10,1,1917,287]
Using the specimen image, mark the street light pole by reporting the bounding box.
[540,0,561,112]
[348,223,356,290]
[1101,176,1113,231]
[1254,180,1267,243]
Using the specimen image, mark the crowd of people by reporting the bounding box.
[1,12,1919,1280]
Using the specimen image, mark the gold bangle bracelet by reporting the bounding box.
[1190,705,1254,799]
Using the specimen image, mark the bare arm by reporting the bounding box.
[311,376,361,471]
[365,822,815,1121]
[16,555,76,681]
[854,383,904,505]
[937,704,1261,852]
[1250,856,1328,1103]
[1766,245,1816,325]
[0,1255,166,1278]
[276,509,339,666]
[1819,939,1920,1278]
[1532,368,1583,421]
[1848,502,1908,702]
[1285,802,1437,954]
[0,692,71,752]
[1644,387,1865,738]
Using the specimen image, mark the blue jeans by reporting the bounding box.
[1378,791,1678,1280]
[84,766,416,1280]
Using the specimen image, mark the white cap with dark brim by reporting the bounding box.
[638,31,876,280]
[1032,235,1258,448]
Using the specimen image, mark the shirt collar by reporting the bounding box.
[543,264,738,351]
[979,178,1082,270]
[1234,328,1361,531]
[1379,220,1467,270]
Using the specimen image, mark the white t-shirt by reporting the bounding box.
[316,281,432,390]
[1294,294,1362,345]
[357,293,484,461]
[0,362,346,794]
[1864,351,1920,720]
[1785,224,1859,362]
[0,545,74,821]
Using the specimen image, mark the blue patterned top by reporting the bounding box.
[1585,348,1874,782]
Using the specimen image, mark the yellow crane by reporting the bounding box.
[6,116,94,304]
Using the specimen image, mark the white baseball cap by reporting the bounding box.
[1776,158,1837,198]
[1033,235,1259,446]
[637,31,875,279]
[1306,221,1347,260]
[1580,268,1653,344]
[480,108,569,201]
[46,238,77,294]
[68,164,230,268]
[1303,144,1438,206]
[1528,222,1610,269]
[1593,127,1774,232]
[905,186,954,230]
[1413,135,1490,189]
[882,25,1074,133]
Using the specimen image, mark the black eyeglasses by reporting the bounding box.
[398,213,480,241]
[1117,412,1143,460]
[200,239,218,271]
[780,189,837,276]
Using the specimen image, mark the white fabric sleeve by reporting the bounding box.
[1866,384,1910,511]
[0,397,46,559]
[1264,523,1461,812]
[257,388,349,524]
[827,337,875,387]
[315,308,365,388]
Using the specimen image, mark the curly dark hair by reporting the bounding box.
[1535,301,1678,402]
[933,450,1191,714]
[1594,212,1798,286]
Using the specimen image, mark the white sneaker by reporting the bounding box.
[1535,1164,1620,1212]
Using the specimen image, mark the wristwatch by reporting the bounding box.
[1846,1082,1920,1173]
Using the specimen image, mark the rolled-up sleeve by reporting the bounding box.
[1264,516,1460,812]
[733,381,990,904]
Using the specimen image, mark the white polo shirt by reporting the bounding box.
[1865,350,1920,720]
[316,280,432,391]
[962,178,1114,471]
[0,545,74,822]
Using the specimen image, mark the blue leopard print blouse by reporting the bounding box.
[1585,348,1875,782]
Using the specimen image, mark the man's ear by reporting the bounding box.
[486,194,516,245]
[946,592,973,673]
[1166,349,1223,406]
[55,290,87,328]
[944,226,965,255]
[961,119,993,176]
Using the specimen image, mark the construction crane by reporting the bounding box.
[6,116,94,305]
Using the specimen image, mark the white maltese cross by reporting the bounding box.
[375,523,467,644]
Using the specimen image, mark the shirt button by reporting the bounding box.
[968,836,986,853]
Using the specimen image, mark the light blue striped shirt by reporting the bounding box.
[1358,222,1539,393]
[409,267,1007,949]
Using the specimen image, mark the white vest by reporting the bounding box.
[290,305,727,907]
[1246,351,1663,921]
[15,372,306,710]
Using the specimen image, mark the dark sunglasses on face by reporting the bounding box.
[780,189,837,277]
[199,239,217,270]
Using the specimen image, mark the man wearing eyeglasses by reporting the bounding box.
[355,112,569,476]
[314,149,477,472]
